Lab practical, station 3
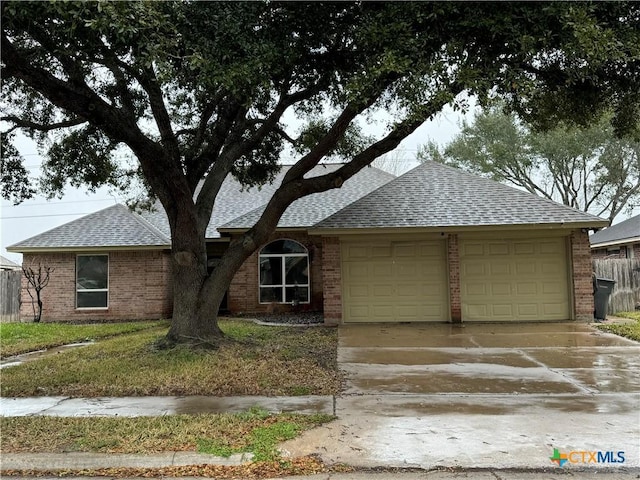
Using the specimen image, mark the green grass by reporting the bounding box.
[0,407,333,460]
[0,320,340,397]
[597,312,640,341]
[0,320,167,358]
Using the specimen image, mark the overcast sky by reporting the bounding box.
[1,105,469,263]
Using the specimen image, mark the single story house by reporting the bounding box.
[590,214,640,259]
[8,161,608,324]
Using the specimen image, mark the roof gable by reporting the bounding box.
[590,214,640,247]
[143,164,395,237]
[8,204,170,251]
[219,165,395,231]
[314,161,608,230]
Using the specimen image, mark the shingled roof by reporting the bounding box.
[219,165,395,231]
[8,204,170,252]
[313,161,609,231]
[8,164,394,251]
[142,164,394,237]
[590,214,640,247]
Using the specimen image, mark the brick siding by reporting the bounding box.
[227,232,324,314]
[447,234,461,323]
[19,250,172,322]
[321,236,342,324]
[571,230,595,321]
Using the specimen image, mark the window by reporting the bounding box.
[259,239,309,304]
[76,255,108,308]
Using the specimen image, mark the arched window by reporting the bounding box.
[259,239,310,304]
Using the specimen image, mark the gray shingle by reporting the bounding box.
[8,204,170,250]
[220,165,395,230]
[0,255,20,270]
[314,161,608,230]
[590,214,640,246]
[144,164,395,236]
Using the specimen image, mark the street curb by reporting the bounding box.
[0,451,254,470]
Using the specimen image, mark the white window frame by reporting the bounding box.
[76,254,109,310]
[258,240,310,304]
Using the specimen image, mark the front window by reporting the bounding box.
[259,239,309,304]
[76,255,108,308]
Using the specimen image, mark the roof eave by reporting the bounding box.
[309,221,609,236]
[217,226,310,234]
[7,245,171,253]
[590,236,640,249]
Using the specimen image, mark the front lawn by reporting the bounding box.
[597,311,640,342]
[0,408,332,461]
[0,320,340,397]
[0,320,167,358]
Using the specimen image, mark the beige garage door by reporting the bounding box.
[460,237,570,321]
[342,239,449,323]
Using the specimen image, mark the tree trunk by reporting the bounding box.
[164,269,226,348]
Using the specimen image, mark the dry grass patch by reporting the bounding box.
[0,408,332,459]
[0,456,338,479]
[0,320,340,397]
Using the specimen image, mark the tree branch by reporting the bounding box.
[1,116,86,133]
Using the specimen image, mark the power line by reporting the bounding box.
[2,198,116,208]
[1,212,92,220]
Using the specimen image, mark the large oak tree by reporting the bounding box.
[2,2,639,346]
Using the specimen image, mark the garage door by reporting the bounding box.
[342,239,449,322]
[460,237,570,321]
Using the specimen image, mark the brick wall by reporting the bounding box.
[227,232,324,314]
[20,250,172,322]
[571,230,595,321]
[447,234,461,323]
[321,236,341,324]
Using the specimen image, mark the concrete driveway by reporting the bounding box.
[281,322,640,471]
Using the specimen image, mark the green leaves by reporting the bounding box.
[41,127,122,198]
[421,105,640,221]
[0,133,34,203]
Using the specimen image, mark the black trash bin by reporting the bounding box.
[594,277,616,321]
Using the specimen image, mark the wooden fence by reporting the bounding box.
[0,270,21,323]
[593,258,640,314]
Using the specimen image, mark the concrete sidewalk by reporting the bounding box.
[0,394,334,417]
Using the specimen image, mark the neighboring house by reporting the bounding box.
[0,255,21,271]
[590,214,640,259]
[7,161,608,324]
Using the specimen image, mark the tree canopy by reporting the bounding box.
[419,105,640,221]
[2,1,640,345]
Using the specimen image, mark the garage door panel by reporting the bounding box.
[491,283,512,296]
[514,242,535,254]
[493,304,514,317]
[540,241,563,254]
[462,242,485,256]
[515,260,537,274]
[371,245,391,257]
[463,262,487,276]
[460,237,569,322]
[342,239,448,323]
[490,262,511,275]
[488,243,510,255]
